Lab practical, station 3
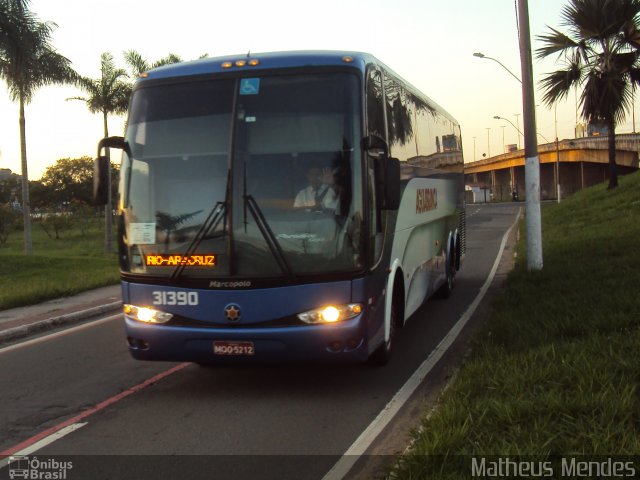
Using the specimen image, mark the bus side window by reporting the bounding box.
[367,159,383,265]
[366,68,386,140]
[366,67,385,266]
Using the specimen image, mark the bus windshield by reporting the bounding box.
[120,72,365,280]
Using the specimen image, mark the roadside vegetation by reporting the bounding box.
[386,171,640,478]
[0,156,120,310]
[0,214,118,310]
[1,0,201,256]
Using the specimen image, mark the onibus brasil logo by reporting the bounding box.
[8,456,72,479]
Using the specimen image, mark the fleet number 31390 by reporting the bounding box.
[152,291,199,306]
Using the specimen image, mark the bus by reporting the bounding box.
[94,51,465,366]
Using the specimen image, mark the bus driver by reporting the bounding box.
[293,166,339,210]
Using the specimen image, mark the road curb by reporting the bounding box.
[0,301,122,345]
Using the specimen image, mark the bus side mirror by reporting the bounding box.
[94,155,109,205]
[363,135,399,209]
[363,134,389,159]
[94,136,126,205]
[383,157,401,210]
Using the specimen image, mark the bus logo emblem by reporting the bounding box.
[224,304,241,321]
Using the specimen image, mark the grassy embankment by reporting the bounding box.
[0,217,118,310]
[388,171,640,478]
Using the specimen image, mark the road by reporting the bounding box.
[0,203,520,480]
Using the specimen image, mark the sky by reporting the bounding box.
[1,0,637,179]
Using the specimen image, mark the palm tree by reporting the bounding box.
[68,52,130,253]
[0,0,76,254]
[123,50,183,77]
[536,0,640,190]
[0,0,27,50]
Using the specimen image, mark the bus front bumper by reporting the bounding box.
[124,315,371,364]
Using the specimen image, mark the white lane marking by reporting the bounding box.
[466,206,483,217]
[0,314,121,355]
[0,423,87,469]
[322,207,522,480]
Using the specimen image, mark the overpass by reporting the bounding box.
[464,133,640,201]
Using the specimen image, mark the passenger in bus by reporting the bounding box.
[293,166,339,210]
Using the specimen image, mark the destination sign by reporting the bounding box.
[145,254,216,267]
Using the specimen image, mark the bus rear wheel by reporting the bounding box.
[436,240,456,299]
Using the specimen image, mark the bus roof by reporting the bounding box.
[143,50,374,80]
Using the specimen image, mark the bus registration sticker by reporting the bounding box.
[129,223,156,244]
[213,341,255,356]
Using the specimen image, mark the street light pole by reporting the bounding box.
[494,115,551,144]
[633,87,636,133]
[473,52,522,84]
[517,0,543,271]
[494,115,523,139]
[555,104,561,204]
[486,128,491,158]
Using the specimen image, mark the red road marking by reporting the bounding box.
[0,362,190,457]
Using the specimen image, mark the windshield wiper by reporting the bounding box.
[240,160,294,280]
[170,201,226,282]
[243,194,295,280]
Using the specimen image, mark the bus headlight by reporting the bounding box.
[124,304,173,324]
[297,304,363,324]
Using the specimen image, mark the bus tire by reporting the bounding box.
[368,303,396,367]
[436,239,456,299]
[368,278,402,367]
[455,232,462,271]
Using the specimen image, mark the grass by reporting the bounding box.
[0,216,119,310]
[387,171,640,478]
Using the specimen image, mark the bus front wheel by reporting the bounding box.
[368,303,396,367]
[368,279,403,367]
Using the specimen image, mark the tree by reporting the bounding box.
[28,179,49,210]
[0,172,20,205]
[39,156,94,206]
[68,52,130,253]
[0,0,77,253]
[36,156,118,209]
[0,204,19,245]
[536,0,640,190]
[123,50,182,77]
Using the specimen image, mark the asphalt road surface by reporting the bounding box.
[0,203,521,480]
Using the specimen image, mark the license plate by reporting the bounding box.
[213,341,255,356]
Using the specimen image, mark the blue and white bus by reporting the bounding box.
[95,51,465,366]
